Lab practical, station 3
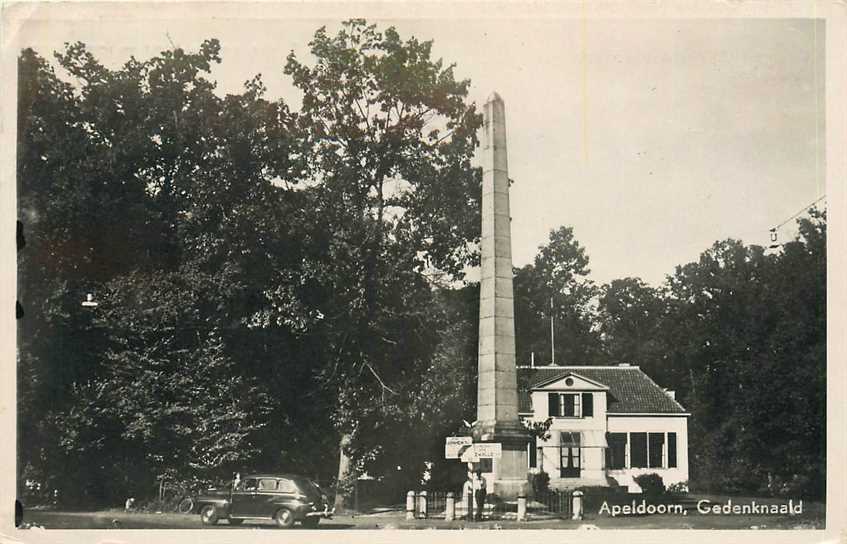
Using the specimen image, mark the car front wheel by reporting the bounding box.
[274,508,295,528]
[200,505,219,526]
[228,518,243,526]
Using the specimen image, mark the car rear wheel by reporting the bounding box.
[301,517,319,528]
[274,508,295,528]
[200,505,219,526]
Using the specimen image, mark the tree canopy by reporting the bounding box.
[18,20,482,507]
[514,226,601,366]
[16,20,826,507]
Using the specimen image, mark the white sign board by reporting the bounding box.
[460,449,479,463]
[444,436,473,459]
[459,443,502,462]
[472,443,502,458]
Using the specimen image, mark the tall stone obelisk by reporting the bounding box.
[473,92,529,499]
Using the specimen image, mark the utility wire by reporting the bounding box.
[773,194,826,231]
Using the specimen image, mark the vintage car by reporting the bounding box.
[195,473,333,528]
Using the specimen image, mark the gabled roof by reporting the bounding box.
[530,371,610,391]
[517,365,687,414]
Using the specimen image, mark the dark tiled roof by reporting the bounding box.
[517,366,687,414]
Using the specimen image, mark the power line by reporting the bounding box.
[773,194,826,231]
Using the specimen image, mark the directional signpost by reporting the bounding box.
[445,437,473,459]
[471,443,502,458]
[458,443,502,463]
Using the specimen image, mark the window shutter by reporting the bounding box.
[528,436,537,468]
[548,393,559,417]
[668,433,678,468]
[582,393,594,417]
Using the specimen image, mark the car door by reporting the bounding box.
[275,478,300,513]
[230,478,259,517]
[255,478,281,517]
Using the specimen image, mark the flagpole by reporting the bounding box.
[550,296,555,365]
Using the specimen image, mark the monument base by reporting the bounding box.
[472,419,530,500]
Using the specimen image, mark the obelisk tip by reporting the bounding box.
[486,91,503,104]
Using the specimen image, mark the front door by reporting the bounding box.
[560,447,581,478]
[230,478,260,517]
[255,478,282,516]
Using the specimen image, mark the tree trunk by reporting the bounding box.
[333,433,353,512]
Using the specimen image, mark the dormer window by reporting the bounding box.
[548,392,594,418]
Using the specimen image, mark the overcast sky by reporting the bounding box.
[12,10,825,286]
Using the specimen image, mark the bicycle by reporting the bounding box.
[159,480,202,514]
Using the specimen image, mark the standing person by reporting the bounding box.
[473,469,487,521]
[462,470,474,521]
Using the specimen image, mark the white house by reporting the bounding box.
[517,364,689,492]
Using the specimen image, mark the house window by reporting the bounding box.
[548,393,583,417]
[630,433,648,468]
[606,433,627,469]
[668,433,678,468]
[630,432,667,469]
[648,433,665,468]
[562,393,579,417]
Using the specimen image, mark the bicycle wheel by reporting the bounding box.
[177,497,195,514]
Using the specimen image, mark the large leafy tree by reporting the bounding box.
[658,210,826,497]
[282,19,482,507]
[18,21,484,508]
[17,40,319,504]
[17,47,159,500]
[514,226,601,366]
[596,277,668,381]
[54,267,273,503]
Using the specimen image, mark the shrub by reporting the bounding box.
[531,471,551,496]
[666,481,689,496]
[633,473,665,500]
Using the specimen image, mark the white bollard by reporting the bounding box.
[517,495,527,522]
[445,492,455,521]
[406,490,416,520]
[572,490,584,520]
[418,490,428,519]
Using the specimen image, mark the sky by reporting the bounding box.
[9,7,826,286]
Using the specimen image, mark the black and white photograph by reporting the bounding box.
[2,1,844,540]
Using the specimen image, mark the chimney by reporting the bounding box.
[665,389,676,400]
[530,352,535,367]
[618,363,630,367]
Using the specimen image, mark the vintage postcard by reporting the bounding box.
[1,1,844,543]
